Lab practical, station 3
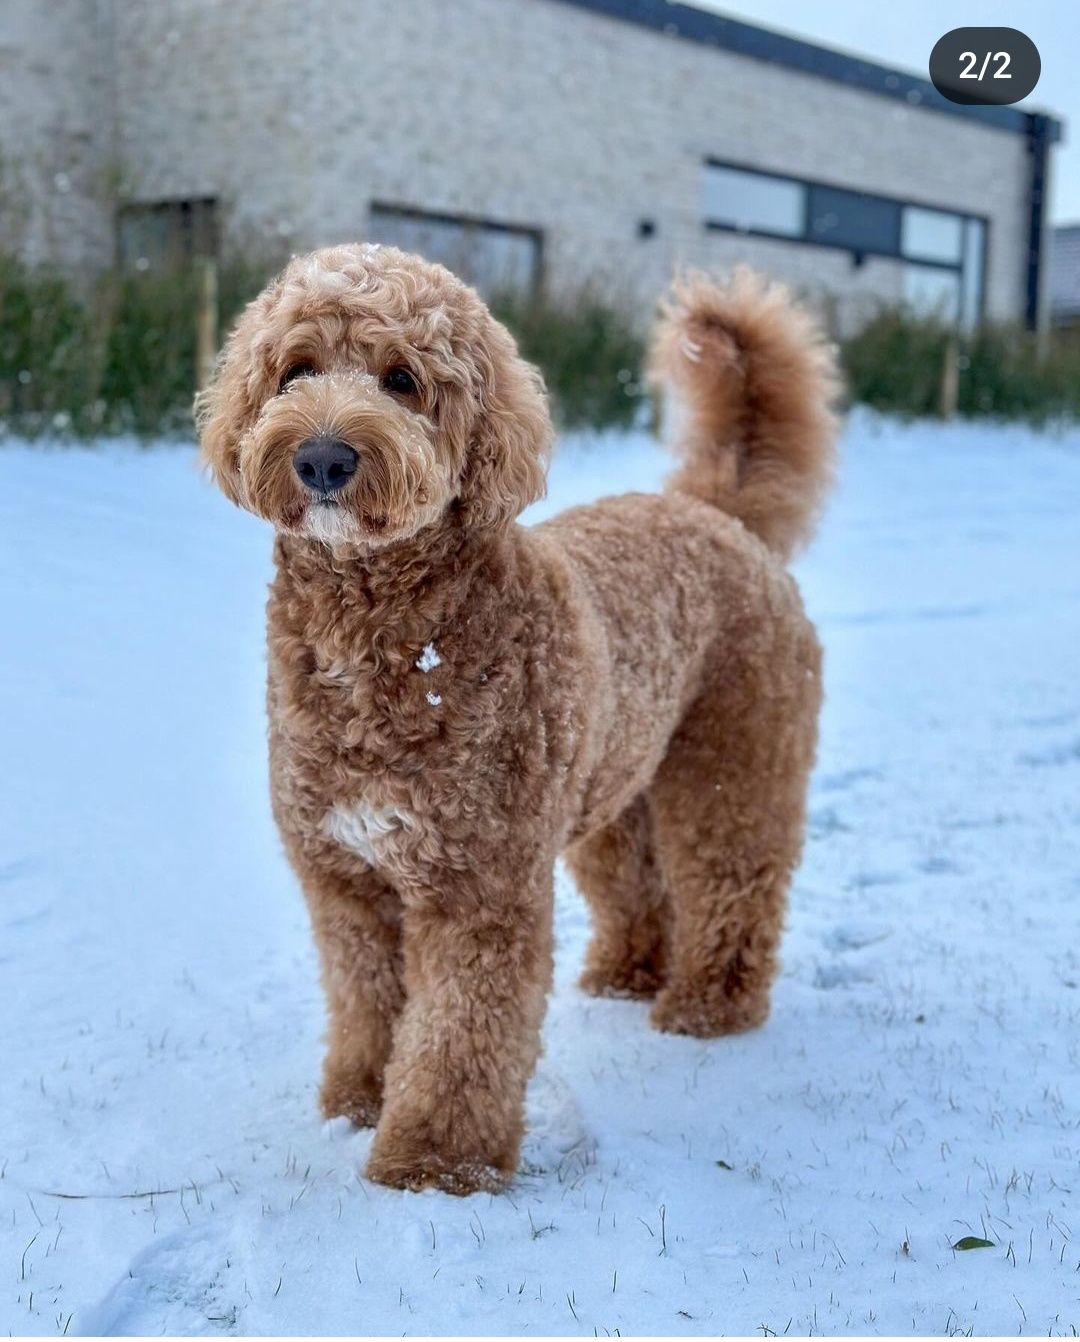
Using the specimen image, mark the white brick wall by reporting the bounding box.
[1,0,1042,328]
[0,0,115,273]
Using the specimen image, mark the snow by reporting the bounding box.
[3,411,1080,1336]
[416,643,442,673]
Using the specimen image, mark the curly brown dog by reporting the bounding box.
[197,245,839,1195]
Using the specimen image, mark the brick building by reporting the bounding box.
[1050,225,1080,330]
[0,0,1063,331]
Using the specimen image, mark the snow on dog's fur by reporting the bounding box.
[197,245,840,1194]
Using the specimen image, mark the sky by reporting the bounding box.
[701,0,1079,224]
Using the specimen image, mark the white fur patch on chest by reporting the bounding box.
[323,800,415,865]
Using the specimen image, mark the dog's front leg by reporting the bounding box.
[302,864,405,1127]
[366,872,553,1195]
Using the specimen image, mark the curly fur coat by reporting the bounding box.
[198,245,839,1194]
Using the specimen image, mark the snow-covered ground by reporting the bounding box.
[3,412,1080,1336]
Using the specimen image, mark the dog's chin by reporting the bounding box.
[295,498,443,551]
[300,499,364,548]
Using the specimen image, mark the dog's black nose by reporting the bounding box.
[293,437,358,494]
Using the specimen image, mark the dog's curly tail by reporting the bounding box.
[647,267,842,562]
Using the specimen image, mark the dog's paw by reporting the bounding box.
[365,1145,510,1196]
[579,956,665,1000]
[650,984,770,1037]
[366,1106,518,1195]
[319,1064,383,1128]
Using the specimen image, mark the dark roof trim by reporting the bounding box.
[1025,115,1052,329]
[548,0,1063,142]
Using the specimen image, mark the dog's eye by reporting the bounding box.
[279,361,316,391]
[382,366,419,396]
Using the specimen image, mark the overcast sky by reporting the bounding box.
[700,0,1078,224]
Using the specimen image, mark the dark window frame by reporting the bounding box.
[702,159,989,324]
[368,201,545,296]
[116,197,219,269]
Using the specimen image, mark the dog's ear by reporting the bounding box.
[195,333,252,507]
[194,296,274,508]
[458,317,552,529]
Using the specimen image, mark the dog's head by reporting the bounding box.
[197,244,551,547]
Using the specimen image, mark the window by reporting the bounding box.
[903,265,961,322]
[902,207,964,264]
[703,160,986,327]
[118,199,217,270]
[960,218,986,330]
[807,185,899,255]
[701,166,804,238]
[367,204,541,298]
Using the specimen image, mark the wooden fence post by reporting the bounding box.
[939,333,959,420]
[195,258,219,392]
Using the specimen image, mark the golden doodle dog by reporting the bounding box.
[198,244,839,1194]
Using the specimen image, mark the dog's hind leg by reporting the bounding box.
[646,623,821,1038]
[305,867,405,1127]
[566,796,669,999]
